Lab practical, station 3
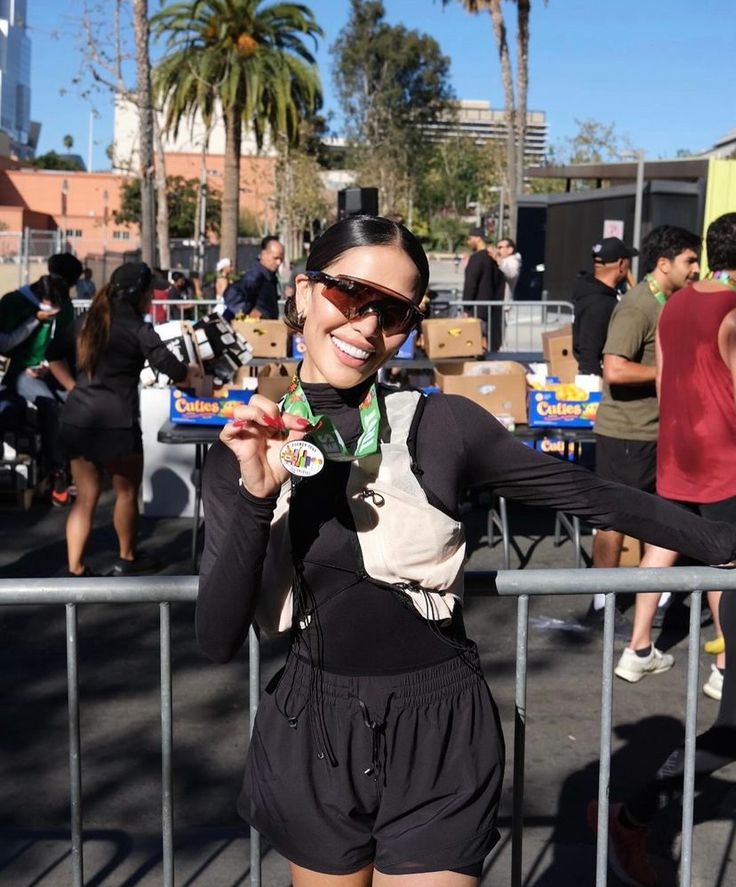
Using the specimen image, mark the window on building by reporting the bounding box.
[112,230,131,241]
[65,229,83,238]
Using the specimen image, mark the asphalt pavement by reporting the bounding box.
[1,484,735,886]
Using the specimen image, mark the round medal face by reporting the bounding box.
[279,439,325,477]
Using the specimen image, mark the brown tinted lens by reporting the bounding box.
[321,282,416,335]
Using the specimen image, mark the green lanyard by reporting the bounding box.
[645,274,667,306]
[281,376,382,461]
[709,270,736,292]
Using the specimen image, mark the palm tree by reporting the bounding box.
[152,0,322,262]
[448,0,532,239]
[62,134,74,152]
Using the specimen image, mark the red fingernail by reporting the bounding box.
[232,419,249,429]
[261,414,285,430]
[294,417,312,429]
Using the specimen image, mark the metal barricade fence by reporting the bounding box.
[2,567,733,886]
[70,300,573,353]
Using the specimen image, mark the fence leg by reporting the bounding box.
[249,627,261,887]
[66,603,84,887]
[160,602,175,887]
[680,590,702,887]
[511,594,529,887]
[595,593,617,886]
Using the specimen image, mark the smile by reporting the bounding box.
[331,335,372,360]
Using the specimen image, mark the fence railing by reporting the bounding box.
[2,567,733,886]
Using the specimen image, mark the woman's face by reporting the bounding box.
[295,245,420,388]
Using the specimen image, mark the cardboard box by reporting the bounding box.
[421,318,483,359]
[170,388,253,425]
[528,390,602,428]
[619,534,643,568]
[256,362,298,403]
[434,361,528,423]
[541,324,578,383]
[232,318,289,358]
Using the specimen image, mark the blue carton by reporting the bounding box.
[527,390,602,428]
[170,388,253,425]
[395,329,417,359]
[290,334,306,359]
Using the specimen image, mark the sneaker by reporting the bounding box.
[703,664,724,701]
[586,801,657,887]
[50,469,71,507]
[704,635,725,655]
[112,553,161,576]
[614,646,674,683]
[64,566,96,577]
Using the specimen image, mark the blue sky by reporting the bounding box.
[30,0,735,170]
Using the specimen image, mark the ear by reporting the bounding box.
[294,274,313,319]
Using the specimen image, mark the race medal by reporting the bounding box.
[279,439,325,477]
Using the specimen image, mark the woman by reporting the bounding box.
[60,262,196,577]
[197,216,736,886]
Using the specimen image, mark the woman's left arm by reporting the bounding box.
[446,395,736,566]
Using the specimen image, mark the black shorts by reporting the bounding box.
[666,494,736,525]
[239,646,504,876]
[60,423,143,464]
[594,434,656,492]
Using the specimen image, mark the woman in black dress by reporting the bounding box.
[60,262,195,576]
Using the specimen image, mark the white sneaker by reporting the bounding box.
[615,646,674,683]
[703,664,723,701]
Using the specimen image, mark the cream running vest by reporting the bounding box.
[255,389,467,636]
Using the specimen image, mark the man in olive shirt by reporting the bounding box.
[588,226,701,681]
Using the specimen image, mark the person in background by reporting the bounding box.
[75,268,96,301]
[614,213,736,701]
[489,237,522,304]
[223,235,284,321]
[572,237,637,376]
[0,252,82,506]
[463,225,505,351]
[168,270,197,321]
[215,257,233,297]
[59,262,199,577]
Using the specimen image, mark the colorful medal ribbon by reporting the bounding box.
[645,274,667,306]
[708,270,736,292]
[281,375,382,461]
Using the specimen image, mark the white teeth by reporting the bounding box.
[331,335,371,360]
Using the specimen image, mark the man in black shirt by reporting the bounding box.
[463,226,505,351]
[571,237,638,375]
[223,235,284,320]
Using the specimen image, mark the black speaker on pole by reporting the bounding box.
[337,187,379,220]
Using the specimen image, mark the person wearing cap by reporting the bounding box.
[572,237,637,376]
[215,257,233,298]
[0,252,82,505]
[59,262,200,577]
[463,226,505,351]
[588,226,702,671]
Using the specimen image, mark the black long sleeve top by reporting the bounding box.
[61,301,188,429]
[197,386,736,671]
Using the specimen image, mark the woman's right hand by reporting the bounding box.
[220,393,313,498]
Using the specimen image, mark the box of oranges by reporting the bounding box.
[527,380,602,428]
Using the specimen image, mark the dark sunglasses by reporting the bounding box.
[304,271,424,336]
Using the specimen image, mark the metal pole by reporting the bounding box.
[680,591,702,886]
[511,594,529,887]
[249,627,261,887]
[160,602,175,887]
[595,592,617,887]
[66,603,84,887]
[631,151,645,280]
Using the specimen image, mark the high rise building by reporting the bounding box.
[0,0,33,158]
[430,99,548,167]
